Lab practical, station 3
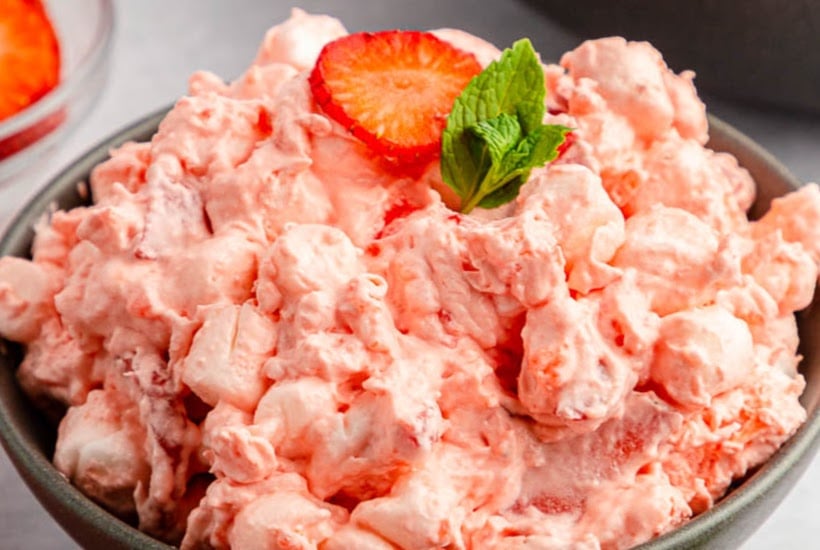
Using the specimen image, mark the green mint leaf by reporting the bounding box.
[440,38,570,213]
[515,100,545,136]
[507,124,572,174]
[474,124,572,209]
[469,113,522,165]
[441,39,541,203]
[477,177,527,209]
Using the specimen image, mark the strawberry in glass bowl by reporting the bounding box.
[0,0,113,185]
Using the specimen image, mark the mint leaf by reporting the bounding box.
[476,178,526,209]
[475,124,570,209]
[440,38,570,213]
[506,123,571,176]
[469,113,522,165]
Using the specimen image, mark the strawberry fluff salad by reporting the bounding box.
[1,8,819,550]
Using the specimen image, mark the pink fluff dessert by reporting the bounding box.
[0,8,818,549]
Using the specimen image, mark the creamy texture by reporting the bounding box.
[0,8,818,549]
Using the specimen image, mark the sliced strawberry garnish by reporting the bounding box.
[309,30,481,165]
[0,0,61,122]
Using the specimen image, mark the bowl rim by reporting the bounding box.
[0,109,818,549]
[0,0,115,138]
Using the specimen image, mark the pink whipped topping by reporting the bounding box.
[1,8,818,549]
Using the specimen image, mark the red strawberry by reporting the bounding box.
[309,30,481,165]
[555,130,576,159]
[0,0,61,122]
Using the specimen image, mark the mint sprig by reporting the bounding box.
[441,39,570,213]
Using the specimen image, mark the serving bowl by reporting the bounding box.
[0,0,114,185]
[0,109,818,549]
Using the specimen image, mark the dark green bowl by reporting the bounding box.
[0,110,818,549]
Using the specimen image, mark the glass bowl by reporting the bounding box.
[0,0,114,185]
[0,110,817,549]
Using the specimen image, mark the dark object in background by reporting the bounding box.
[532,0,820,114]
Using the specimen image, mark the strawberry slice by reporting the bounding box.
[309,30,481,165]
[0,0,61,122]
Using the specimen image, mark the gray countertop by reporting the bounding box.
[1,1,818,548]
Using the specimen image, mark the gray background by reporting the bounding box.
[1,1,818,548]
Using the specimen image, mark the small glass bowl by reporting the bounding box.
[0,0,114,185]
